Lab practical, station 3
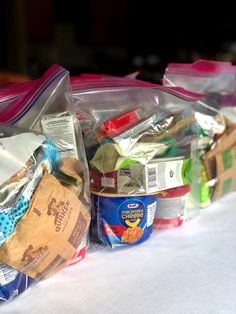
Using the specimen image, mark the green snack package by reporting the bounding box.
[90,142,169,173]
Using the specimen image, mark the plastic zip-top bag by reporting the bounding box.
[72,74,219,247]
[163,59,236,95]
[0,65,91,268]
[162,60,236,207]
[163,59,236,116]
[0,124,91,302]
[164,59,236,118]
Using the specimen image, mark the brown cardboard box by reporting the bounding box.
[204,125,236,180]
[204,124,236,200]
[212,145,236,200]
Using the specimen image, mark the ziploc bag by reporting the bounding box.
[0,124,90,302]
[163,60,230,207]
[163,59,236,95]
[73,75,211,247]
[163,59,236,118]
[0,65,91,267]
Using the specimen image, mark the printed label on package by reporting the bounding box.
[156,195,187,219]
[0,264,18,286]
[41,114,78,159]
[147,202,157,227]
[145,160,183,192]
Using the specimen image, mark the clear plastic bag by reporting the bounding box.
[163,59,236,120]
[163,59,236,95]
[0,124,91,302]
[0,65,91,268]
[72,76,214,248]
[0,65,73,129]
[163,60,236,207]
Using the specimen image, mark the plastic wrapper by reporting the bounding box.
[0,124,91,303]
[72,75,214,248]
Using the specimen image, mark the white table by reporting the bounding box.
[2,192,236,314]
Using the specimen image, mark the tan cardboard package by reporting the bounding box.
[0,172,90,279]
[212,145,236,200]
[204,125,236,200]
[204,125,236,180]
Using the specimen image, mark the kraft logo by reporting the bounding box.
[126,203,139,209]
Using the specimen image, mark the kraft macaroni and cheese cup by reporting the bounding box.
[91,192,157,248]
[154,185,190,229]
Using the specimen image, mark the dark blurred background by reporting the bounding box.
[1,0,236,82]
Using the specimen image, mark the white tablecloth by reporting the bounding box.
[2,192,236,314]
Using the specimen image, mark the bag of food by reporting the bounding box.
[0,65,91,267]
[162,60,233,207]
[0,124,90,302]
[72,75,213,246]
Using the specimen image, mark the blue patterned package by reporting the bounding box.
[0,264,34,302]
